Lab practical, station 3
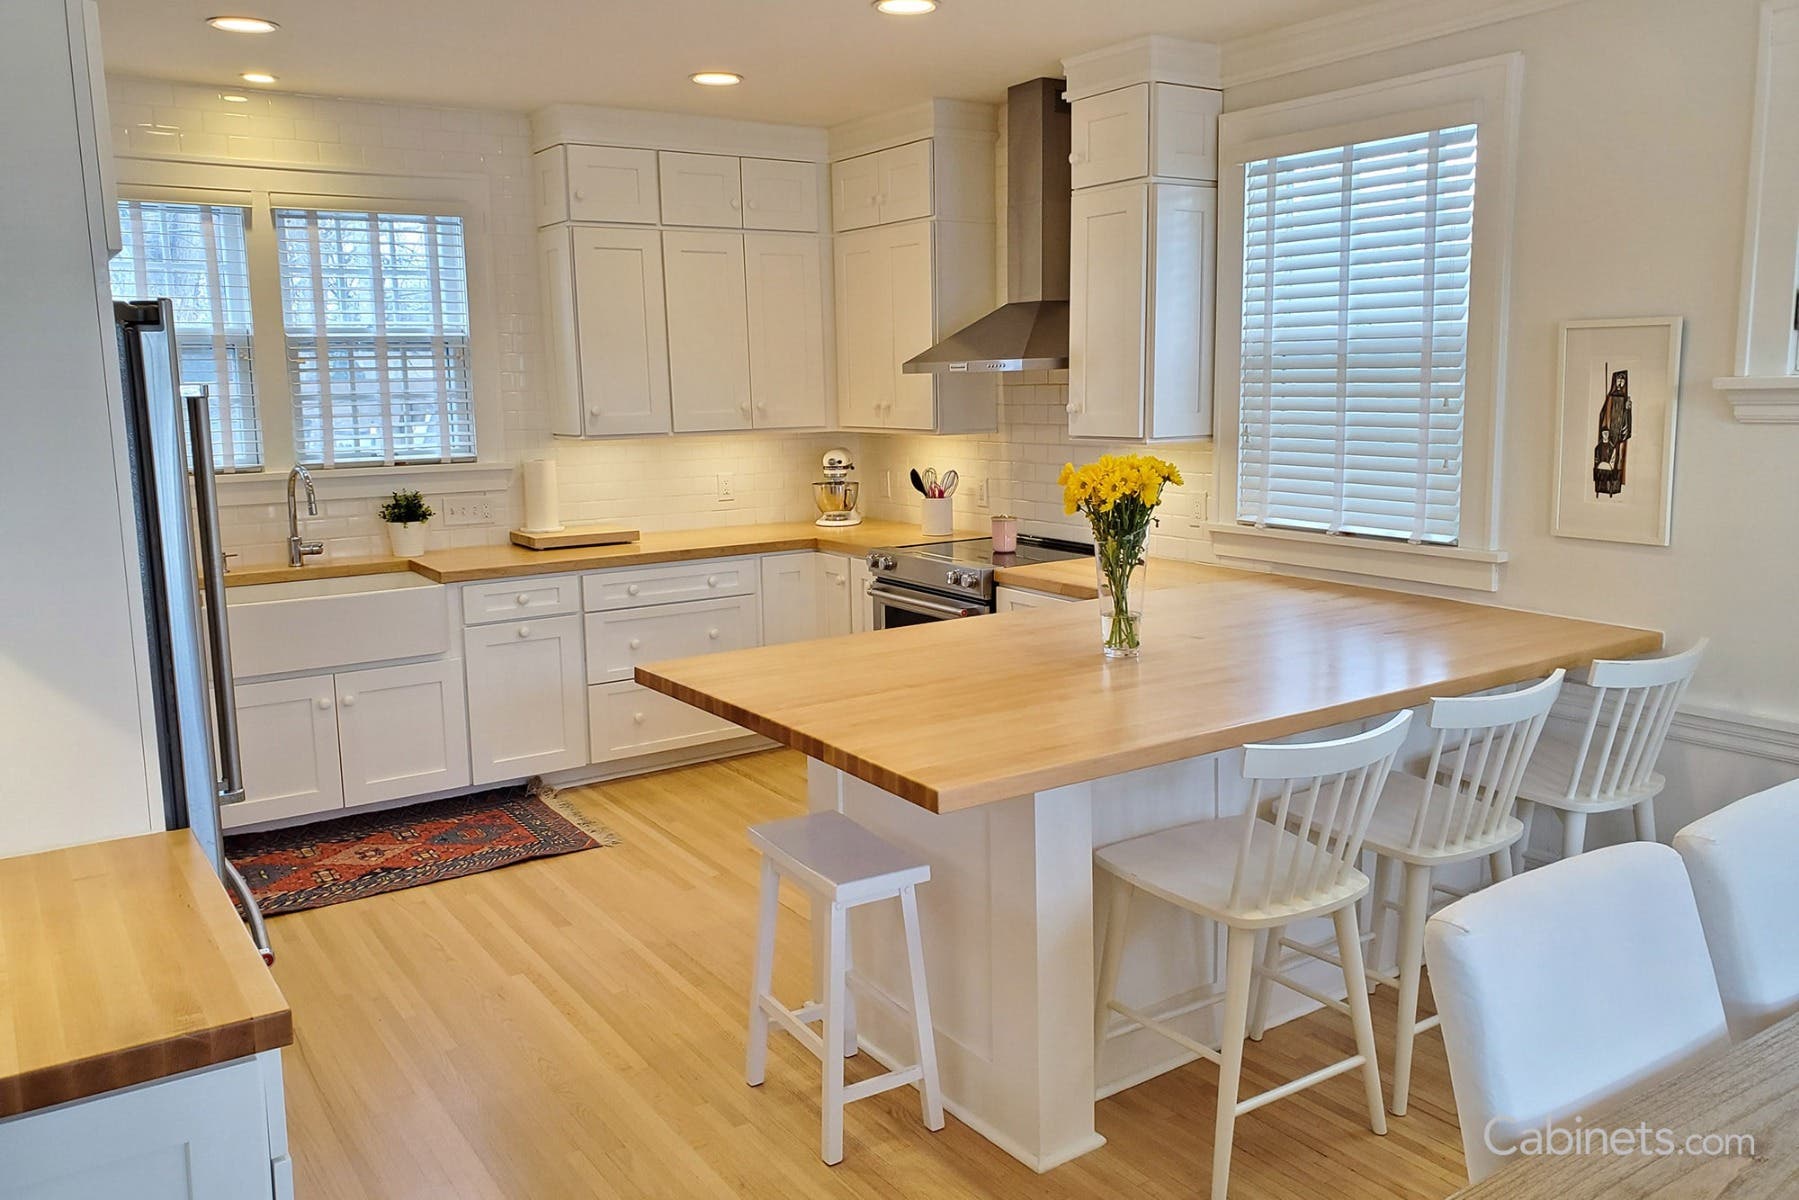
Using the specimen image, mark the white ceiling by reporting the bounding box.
[96,0,1359,127]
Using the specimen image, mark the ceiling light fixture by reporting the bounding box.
[689,71,743,87]
[239,71,277,84]
[873,0,938,14]
[206,15,279,33]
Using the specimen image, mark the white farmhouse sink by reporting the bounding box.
[225,570,449,678]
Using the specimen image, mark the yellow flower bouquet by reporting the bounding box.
[1059,454,1183,657]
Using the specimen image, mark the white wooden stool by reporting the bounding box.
[745,811,944,1165]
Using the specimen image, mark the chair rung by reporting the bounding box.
[1416,1013,1441,1034]
[1261,970,1350,1016]
[1100,983,1230,1043]
[760,995,825,1060]
[842,1064,923,1105]
[1109,1000,1223,1065]
[1235,1054,1367,1117]
[1275,937,1382,996]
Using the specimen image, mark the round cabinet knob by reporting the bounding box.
[706,575,719,587]
[573,188,588,201]
[747,199,759,210]
[516,625,531,638]
[316,697,332,711]
[587,407,601,419]
[515,593,530,606]
[835,575,846,587]
[629,637,641,650]
[729,197,741,209]
[1068,152,1082,165]
[754,402,766,413]
[340,694,356,707]
[632,712,646,724]
[627,584,640,596]
[708,628,720,640]
[739,402,752,415]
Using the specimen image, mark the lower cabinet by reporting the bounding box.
[465,614,588,785]
[759,552,820,645]
[589,680,742,763]
[232,676,345,828]
[816,554,855,638]
[849,555,874,633]
[995,586,1081,613]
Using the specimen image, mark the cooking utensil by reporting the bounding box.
[922,467,939,497]
[909,468,927,496]
[940,469,959,498]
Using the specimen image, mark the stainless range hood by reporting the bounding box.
[904,78,1070,375]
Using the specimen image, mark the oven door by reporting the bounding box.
[869,581,987,629]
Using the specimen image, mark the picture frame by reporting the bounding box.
[1552,316,1683,546]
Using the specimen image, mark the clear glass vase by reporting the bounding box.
[1096,548,1146,658]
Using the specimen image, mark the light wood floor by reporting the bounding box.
[271,749,1468,1199]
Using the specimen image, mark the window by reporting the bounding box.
[110,200,262,470]
[274,208,475,466]
[1237,125,1477,545]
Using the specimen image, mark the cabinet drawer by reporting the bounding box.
[583,558,757,610]
[462,574,582,624]
[589,680,743,763]
[585,594,759,684]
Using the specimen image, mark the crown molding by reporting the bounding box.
[1668,704,1799,766]
[1221,0,1584,87]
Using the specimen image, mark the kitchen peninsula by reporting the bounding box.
[636,574,1659,1171]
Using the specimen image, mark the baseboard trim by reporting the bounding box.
[1666,705,1799,766]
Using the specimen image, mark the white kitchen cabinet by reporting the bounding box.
[1150,83,1221,183]
[229,674,344,829]
[464,614,588,785]
[542,225,673,437]
[462,574,583,624]
[589,680,741,763]
[0,1052,291,1200]
[759,552,820,645]
[996,586,1081,612]
[1068,181,1214,441]
[566,145,661,224]
[659,151,743,228]
[816,554,855,638]
[741,158,820,232]
[664,230,753,432]
[1070,83,1221,191]
[334,659,470,807]
[585,594,760,684]
[744,233,830,428]
[831,140,934,231]
[849,555,874,634]
[584,557,756,610]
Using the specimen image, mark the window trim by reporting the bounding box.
[1716,0,1799,423]
[1213,54,1523,591]
[115,162,503,473]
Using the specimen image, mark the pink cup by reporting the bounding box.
[991,515,1018,553]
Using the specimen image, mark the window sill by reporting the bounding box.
[213,461,517,503]
[1204,523,1508,591]
[1713,376,1799,424]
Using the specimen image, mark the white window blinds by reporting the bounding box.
[110,200,262,471]
[274,208,474,467]
[1237,123,1477,546]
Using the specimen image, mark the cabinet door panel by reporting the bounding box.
[534,146,569,226]
[335,659,470,807]
[1146,183,1216,440]
[831,152,882,231]
[745,233,828,428]
[759,552,820,645]
[849,555,874,634]
[1151,84,1221,183]
[1069,184,1148,439]
[885,220,937,430]
[659,151,743,228]
[742,158,819,232]
[815,553,855,638]
[833,227,893,427]
[589,681,740,763]
[226,675,342,829]
[878,140,934,223]
[465,615,586,785]
[570,226,671,436]
[538,228,583,437]
[1071,85,1149,190]
[585,594,760,684]
[566,145,660,223]
[664,231,753,432]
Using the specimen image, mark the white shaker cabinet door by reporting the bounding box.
[1070,85,1150,190]
[227,674,343,830]
[465,615,587,784]
[832,226,894,427]
[830,151,882,232]
[876,140,934,224]
[659,151,743,228]
[664,230,753,432]
[538,227,584,437]
[566,145,660,224]
[884,219,937,430]
[1068,183,1149,439]
[570,226,672,437]
[334,659,470,808]
[744,233,829,428]
[741,158,819,232]
[759,552,821,645]
[849,555,874,634]
[815,553,855,638]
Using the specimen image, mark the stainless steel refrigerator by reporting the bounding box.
[114,298,270,959]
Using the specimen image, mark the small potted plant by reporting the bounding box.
[377,490,434,557]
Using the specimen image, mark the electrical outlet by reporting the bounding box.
[1190,486,1212,527]
[442,494,495,526]
[716,474,736,503]
[882,470,892,499]
[975,478,989,510]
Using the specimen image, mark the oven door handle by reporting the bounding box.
[868,581,984,620]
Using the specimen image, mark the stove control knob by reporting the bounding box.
[947,569,978,589]
[867,552,896,571]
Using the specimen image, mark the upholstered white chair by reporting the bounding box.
[1424,842,1729,1183]
[1674,780,1799,1041]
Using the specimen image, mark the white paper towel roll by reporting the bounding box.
[522,458,564,533]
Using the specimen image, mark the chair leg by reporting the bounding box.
[745,858,779,1087]
[898,885,945,1132]
[1514,800,1537,873]
[1370,854,1396,985]
[1489,848,1513,884]
[1633,799,1657,843]
[1211,927,1257,1200]
[1390,862,1433,1117]
[1333,905,1387,1136]
[840,910,859,1059]
[820,903,848,1165]
[1248,924,1283,1041]
[1094,874,1133,1053]
[1560,811,1588,861]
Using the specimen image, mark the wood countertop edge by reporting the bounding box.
[634,624,1662,815]
[0,1007,294,1120]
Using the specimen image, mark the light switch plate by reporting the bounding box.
[441,494,494,526]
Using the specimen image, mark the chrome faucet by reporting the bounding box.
[286,465,324,567]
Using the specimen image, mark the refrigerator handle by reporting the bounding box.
[184,388,272,962]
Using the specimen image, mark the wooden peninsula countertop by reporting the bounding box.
[636,573,1660,813]
[0,832,293,1119]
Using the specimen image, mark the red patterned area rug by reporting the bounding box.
[226,782,618,916]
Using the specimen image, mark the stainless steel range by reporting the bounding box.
[864,535,1093,627]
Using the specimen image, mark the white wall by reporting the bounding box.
[1,1,160,855]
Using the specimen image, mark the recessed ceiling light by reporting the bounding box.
[873,0,937,13]
[239,71,277,84]
[207,15,279,33]
[219,92,251,103]
[689,71,743,87]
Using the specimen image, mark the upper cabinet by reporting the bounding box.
[536,145,661,226]
[744,233,831,428]
[831,139,934,231]
[742,158,822,232]
[541,224,672,438]
[660,151,743,227]
[664,230,753,431]
[1068,84,1221,190]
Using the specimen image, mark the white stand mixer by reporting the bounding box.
[813,448,862,527]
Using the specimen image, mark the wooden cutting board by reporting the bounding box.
[510,525,639,550]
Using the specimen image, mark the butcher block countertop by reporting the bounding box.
[636,574,1661,814]
[0,833,292,1119]
[994,557,1243,599]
